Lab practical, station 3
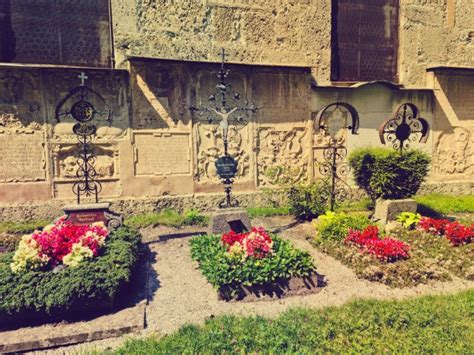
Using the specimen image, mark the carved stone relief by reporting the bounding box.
[256,126,308,186]
[52,144,119,181]
[433,127,474,179]
[195,123,251,183]
[46,70,129,142]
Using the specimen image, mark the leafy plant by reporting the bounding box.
[396,212,422,229]
[190,233,314,294]
[287,181,329,220]
[0,233,20,253]
[315,212,371,242]
[349,148,430,201]
[0,226,141,315]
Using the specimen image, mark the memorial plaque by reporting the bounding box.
[0,132,46,182]
[134,132,191,176]
[64,202,123,230]
[216,155,238,179]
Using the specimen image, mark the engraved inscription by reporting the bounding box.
[0,133,45,182]
[134,132,191,176]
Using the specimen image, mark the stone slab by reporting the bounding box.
[373,199,418,225]
[0,302,145,353]
[209,208,252,235]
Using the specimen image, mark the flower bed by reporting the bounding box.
[0,225,141,329]
[417,217,473,246]
[313,212,474,287]
[190,228,322,300]
[312,212,474,287]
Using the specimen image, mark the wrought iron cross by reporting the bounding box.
[55,73,111,204]
[190,48,257,156]
[379,103,429,154]
[190,49,257,208]
[315,102,360,211]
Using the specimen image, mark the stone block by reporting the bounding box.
[209,208,251,235]
[373,199,417,225]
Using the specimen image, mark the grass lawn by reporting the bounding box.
[0,220,48,234]
[415,194,474,215]
[112,290,473,354]
[124,209,208,229]
[247,206,291,219]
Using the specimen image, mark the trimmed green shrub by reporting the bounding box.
[349,148,430,201]
[0,226,141,315]
[315,211,371,242]
[190,234,314,293]
[287,181,328,220]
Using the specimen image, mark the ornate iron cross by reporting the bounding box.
[379,103,429,154]
[55,72,111,204]
[315,102,359,211]
[190,49,257,156]
[190,49,258,208]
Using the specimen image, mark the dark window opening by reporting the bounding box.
[0,0,113,68]
[331,0,399,82]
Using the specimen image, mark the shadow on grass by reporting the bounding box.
[417,204,448,219]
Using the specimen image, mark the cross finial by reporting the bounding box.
[220,48,226,71]
[78,72,88,86]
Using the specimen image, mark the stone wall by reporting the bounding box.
[111,1,474,88]
[399,0,474,87]
[111,0,332,83]
[0,66,130,204]
[431,69,474,182]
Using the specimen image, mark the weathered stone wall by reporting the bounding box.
[111,1,474,88]
[0,66,130,204]
[127,59,312,196]
[399,0,474,87]
[431,69,474,182]
[111,0,332,83]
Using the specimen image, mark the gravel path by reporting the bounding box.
[32,217,474,354]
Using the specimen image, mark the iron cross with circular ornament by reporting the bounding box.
[379,103,430,154]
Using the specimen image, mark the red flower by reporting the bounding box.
[345,226,410,262]
[31,218,108,267]
[444,222,473,246]
[417,217,450,236]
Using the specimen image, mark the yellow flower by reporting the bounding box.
[63,243,94,268]
[10,234,47,273]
